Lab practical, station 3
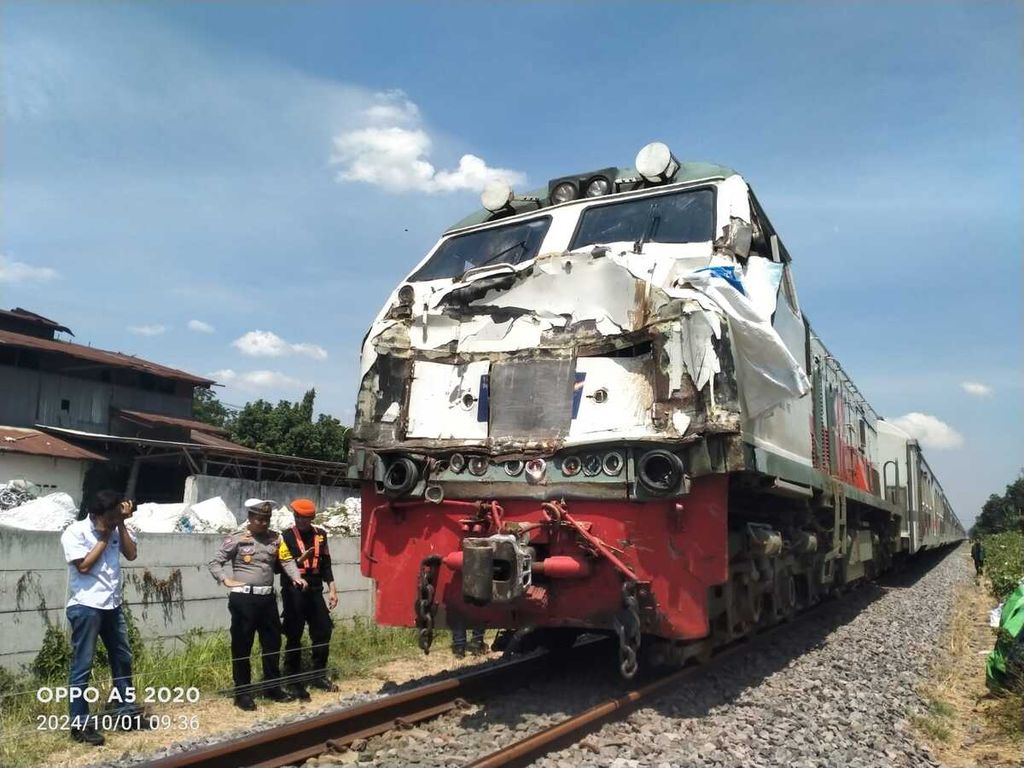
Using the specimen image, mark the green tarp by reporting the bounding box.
[986,581,1024,692]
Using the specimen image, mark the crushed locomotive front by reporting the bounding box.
[348,142,962,676]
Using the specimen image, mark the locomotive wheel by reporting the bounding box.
[776,572,797,620]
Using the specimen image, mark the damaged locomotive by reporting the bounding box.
[349,141,965,677]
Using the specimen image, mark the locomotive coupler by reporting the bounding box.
[461,534,532,605]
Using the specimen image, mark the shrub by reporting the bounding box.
[984,531,1024,600]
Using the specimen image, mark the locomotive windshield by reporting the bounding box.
[570,187,715,249]
[410,216,551,282]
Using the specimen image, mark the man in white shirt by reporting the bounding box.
[60,489,139,746]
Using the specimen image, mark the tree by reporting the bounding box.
[228,389,349,462]
[971,469,1024,537]
[192,387,234,430]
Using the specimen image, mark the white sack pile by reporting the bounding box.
[180,496,237,533]
[268,496,361,535]
[128,497,238,534]
[130,502,188,533]
[0,492,77,531]
[321,496,361,536]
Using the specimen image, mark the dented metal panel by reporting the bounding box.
[406,360,489,440]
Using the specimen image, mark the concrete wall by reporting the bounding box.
[184,475,360,524]
[0,524,373,673]
[0,454,88,506]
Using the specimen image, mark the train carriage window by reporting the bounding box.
[780,264,801,315]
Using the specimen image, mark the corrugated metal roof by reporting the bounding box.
[0,426,107,462]
[40,425,347,470]
[0,328,214,385]
[115,409,230,436]
[0,307,73,336]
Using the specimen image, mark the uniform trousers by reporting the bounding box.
[281,584,333,680]
[228,592,282,691]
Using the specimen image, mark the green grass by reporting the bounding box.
[0,617,426,768]
[913,698,956,743]
[983,531,1024,600]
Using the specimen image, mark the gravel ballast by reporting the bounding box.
[92,546,969,768]
[540,546,969,768]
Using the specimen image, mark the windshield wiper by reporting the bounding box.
[461,239,527,279]
[634,214,661,254]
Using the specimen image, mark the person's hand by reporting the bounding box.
[118,500,135,519]
[327,593,338,610]
[222,578,244,588]
[294,577,308,591]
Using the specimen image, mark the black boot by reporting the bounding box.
[70,726,105,746]
[284,683,311,701]
[233,693,257,711]
[309,676,337,692]
[264,686,295,703]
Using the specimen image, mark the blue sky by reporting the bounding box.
[1,2,1019,526]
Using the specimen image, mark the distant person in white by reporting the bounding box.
[60,489,138,747]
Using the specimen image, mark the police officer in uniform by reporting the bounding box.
[209,498,307,710]
[279,498,338,698]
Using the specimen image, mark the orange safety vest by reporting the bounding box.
[290,525,321,574]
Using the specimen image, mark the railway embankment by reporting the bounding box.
[535,546,975,768]
[26,546,988,768]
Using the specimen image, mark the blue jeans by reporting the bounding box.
[451,627,484,650]
[66,604,134,723]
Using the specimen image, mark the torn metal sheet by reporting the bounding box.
[483,253,646,333]
[673,269,810,417]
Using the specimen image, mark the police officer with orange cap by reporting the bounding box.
[278,498,337,698]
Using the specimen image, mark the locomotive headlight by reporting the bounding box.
[584,176,612,198]
[481,180,514,212]
[561,455,582,477]
[468,456,489,476]
[581,454,602,477]
[397,284,415,307]
[449,453,466,473]
[602,451,624,477]
[525,458,547,483]
[635,141,680,183]
[550,181,577,204]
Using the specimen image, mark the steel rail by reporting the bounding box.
[464,600,843,768]
[136,652,553,768]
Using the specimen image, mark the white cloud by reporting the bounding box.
[210,368,303,391]
[128,324,167,336]
[330,91,526,194]
[960,381,992,397]
[187,319,214,333]
[890,412,964,450]
[232,330,327,360]
[0,254,58,283]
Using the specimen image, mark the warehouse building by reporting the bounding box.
[0,307,351,514]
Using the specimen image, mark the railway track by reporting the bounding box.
[135,620,816,768]
[135,647,584,768]
[138,565,938,768]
